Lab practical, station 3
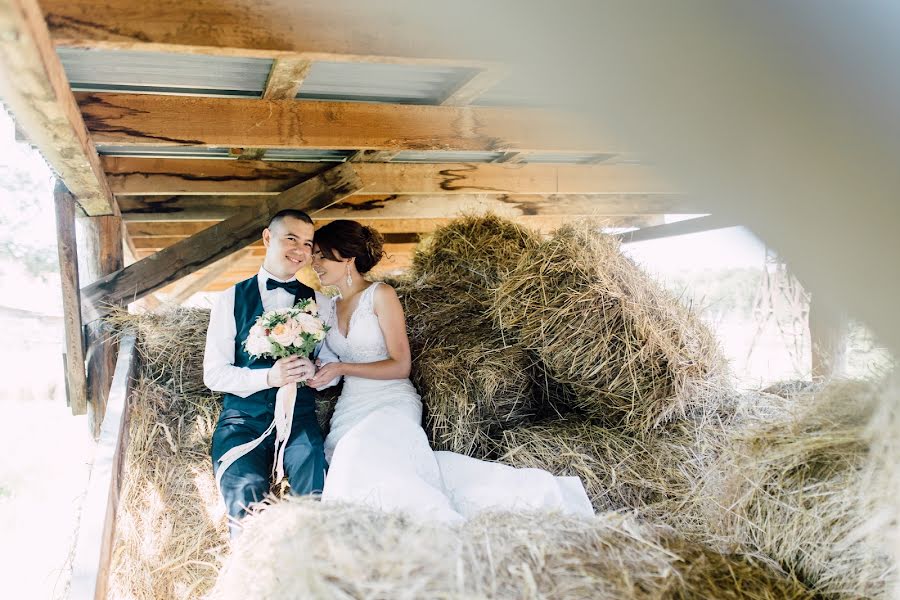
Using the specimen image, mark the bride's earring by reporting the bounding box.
[346,263,353,287]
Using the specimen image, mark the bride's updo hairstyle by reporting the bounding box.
[314,220,385,274]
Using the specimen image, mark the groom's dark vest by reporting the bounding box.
[221,275,317,420]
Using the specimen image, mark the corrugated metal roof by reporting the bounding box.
[389,150,504,163]
[262,149,353,162]
[96,145,235,159]
[58,48,272,97]
[297,62,478,105]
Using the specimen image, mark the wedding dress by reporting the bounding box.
[321,282,594,523]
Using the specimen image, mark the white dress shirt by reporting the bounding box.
[203,266,339,397]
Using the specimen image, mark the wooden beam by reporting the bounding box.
[127,215,660,243]
[76,214,124,437]
[103,158,672,196]
[118,193,699,222]
[263,57,312,99]
[69,333,136,600]
[161,250,252,305]
[617,214,736,244]
[0,0,116,214]
[234,58,313,160]
[41,0,501,66]
[809,294,848,381]
[76,93,602,152]
[349,150,401,163]
[81,163,362,322]
[440,66,508,106]
[53,181,88,415]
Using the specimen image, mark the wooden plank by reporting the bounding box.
[809,295,848,381]
[119,193,698,221]
[234,58,313,160]
[53,181,88,415]
[41,0,502,66]
[262,57,312,99]
[127,215,659,242]
[349,150,401,163]
[76,215,124,437]
[81,163,362,322]
[161,250,251,305]
[0,0,116,215]
[104,158,672,196]
[617,214,736,244]
[69,333,137,600]
[440,65,508,106]
[76,93,603,152]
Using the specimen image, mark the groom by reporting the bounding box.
[203,209,328,538]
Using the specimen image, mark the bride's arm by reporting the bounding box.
[307,284,411,385]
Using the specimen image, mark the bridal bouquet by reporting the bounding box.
[244,298,329,361]
[217,299,330,489]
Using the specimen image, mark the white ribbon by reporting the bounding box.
[215,383,297,491]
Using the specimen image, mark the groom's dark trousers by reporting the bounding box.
[210,275,326,538]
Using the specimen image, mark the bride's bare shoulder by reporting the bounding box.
[371,282,402,310]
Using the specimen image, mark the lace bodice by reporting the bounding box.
[323,282,389,364]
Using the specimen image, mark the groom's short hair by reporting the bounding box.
[268,209,313,229]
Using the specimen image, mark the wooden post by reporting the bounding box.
[53,181,88,415]
[77,214,124,437]
[809,293,848,381]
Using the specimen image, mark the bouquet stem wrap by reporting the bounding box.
[214,383,297,491]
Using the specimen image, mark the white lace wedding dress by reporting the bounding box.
[320,283,593,523]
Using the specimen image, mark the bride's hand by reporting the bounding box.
[267,356,315,387]
[307,361,344,388]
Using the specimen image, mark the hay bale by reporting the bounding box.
[109,376,228,600]
[386,215,546,455]
[496,419,706,515]
[409,213,541,295]
[703,378,895,599]
[107,307,213,396]
[213,497,814,600]
[491,222,729,433]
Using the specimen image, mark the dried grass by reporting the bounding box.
[698,378,896,599]
[491,222,729,433]
[212,497,814,600]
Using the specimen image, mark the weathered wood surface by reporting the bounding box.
[616,214,736,244]
[262,57,312,99]
[161,250,252,305]
[81,163,362,322]
[118,193,699,221]
[809,295,848,381]
[53,182,88,415]
[68,333,137,600]
[0,0,115,214]
[76,215,124,437]
[440,65,508,106]
[103,158,672,196]
[41,0,503,65]
[76,92,603,153]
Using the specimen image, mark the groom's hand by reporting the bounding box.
[267,356,315,387]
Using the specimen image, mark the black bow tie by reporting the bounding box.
[266,278,303,295]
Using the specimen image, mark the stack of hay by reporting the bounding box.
[692,378,897,599]
[399,217,732,518]
[212,497,815,600]
[392,215,545,456]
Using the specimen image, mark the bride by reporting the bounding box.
[306,220,592,523]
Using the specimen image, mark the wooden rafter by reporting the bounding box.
[76,93,603,152]
[0,0,116,215]
[616,214,735,244]
[81,163,362,322]
[118,193,700,222]
[41,0,501,66]
[440,65,508,106]
[102,159,672,196]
